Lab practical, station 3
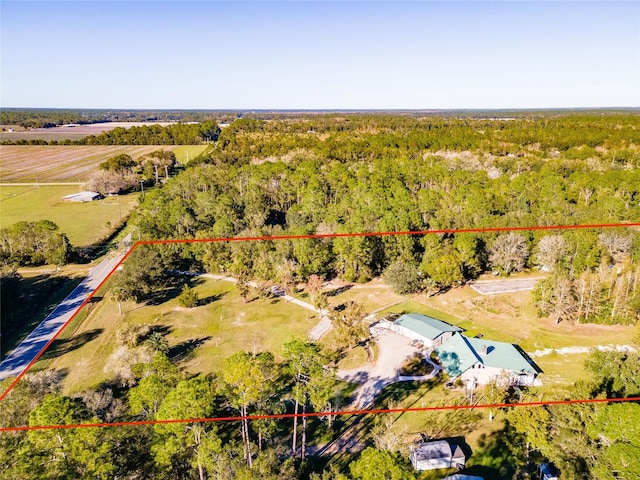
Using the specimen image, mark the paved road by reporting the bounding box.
[470,276,546,295]
[0,237,131,381]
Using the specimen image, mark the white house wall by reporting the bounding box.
[460,366,536,386]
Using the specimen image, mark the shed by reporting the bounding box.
[410,439,466,471]
[62,191,102,203]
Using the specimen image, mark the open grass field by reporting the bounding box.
[0,185,139,246]
[38,276,319,394]
[0,145,208,182]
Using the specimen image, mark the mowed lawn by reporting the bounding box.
[0,185,139,246]
[0,145,208,182]
[41,277,319,394]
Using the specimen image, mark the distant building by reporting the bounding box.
[384,313,463,348]
[410,439,466,471]
[62,191,102,203]
[435,332,541,386]
[442,475,484,480]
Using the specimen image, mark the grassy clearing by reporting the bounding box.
[172,145,208,164]
[0,185,138,246]
[0,145,205,182]
[324,278,404,313]
[41,276,319,394]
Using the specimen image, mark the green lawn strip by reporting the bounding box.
[0,185,138,246]
[379,299,463,325]
[172,145,208,163]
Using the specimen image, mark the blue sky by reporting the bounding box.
[1,1,638,109]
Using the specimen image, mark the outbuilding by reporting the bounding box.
[387,313,463,348]
[62,191,102,203]
[410,439,466,471]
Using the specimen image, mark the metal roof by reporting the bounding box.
[395,313,462,340]
[435,333,540,376]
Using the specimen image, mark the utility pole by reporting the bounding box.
[139,180,145,201]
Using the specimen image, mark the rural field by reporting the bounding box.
[0,185,139,246]
[0,145,208,182]
[0,121,177,142]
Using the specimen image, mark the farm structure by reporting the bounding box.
[62,191,102,202]
[435,333,541,387]
[378,313,463,348]
[410,439,466,471]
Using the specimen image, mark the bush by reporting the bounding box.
[178,284,199,308]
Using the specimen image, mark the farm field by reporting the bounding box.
[37,276,319,394]
[0,185,139,246]
[0,121,177,142]
[0,145,208,182]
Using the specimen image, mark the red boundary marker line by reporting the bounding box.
[3,396,640,433]
[1,222,639,428]
[0,248,137,403]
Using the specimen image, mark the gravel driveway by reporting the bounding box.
[337,329,439,408]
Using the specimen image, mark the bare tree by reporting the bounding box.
[489,233,529,274]
[305,274,324,305]
[535,276,578,324]
[598,233,633,264]
[86,169,138,195]
[535,235,569,272]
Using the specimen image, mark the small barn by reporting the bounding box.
[410,439,466,471]
[390,313,463,348]
[62,191,102,203]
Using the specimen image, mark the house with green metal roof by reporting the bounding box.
[435,332,541,387]
[389,313,463,348]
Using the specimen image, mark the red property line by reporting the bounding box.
[0,248,137,403]
[137,223,640,245]
[3,396,640,433]
[0,222,638,420]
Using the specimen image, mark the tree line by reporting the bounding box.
[0,220,72,267]
[0,109,231,129]
[129,114,640,324]
[1,120,221,146]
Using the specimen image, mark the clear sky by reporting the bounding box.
[1,1,638,109]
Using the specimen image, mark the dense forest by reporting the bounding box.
[132,114,640,325]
